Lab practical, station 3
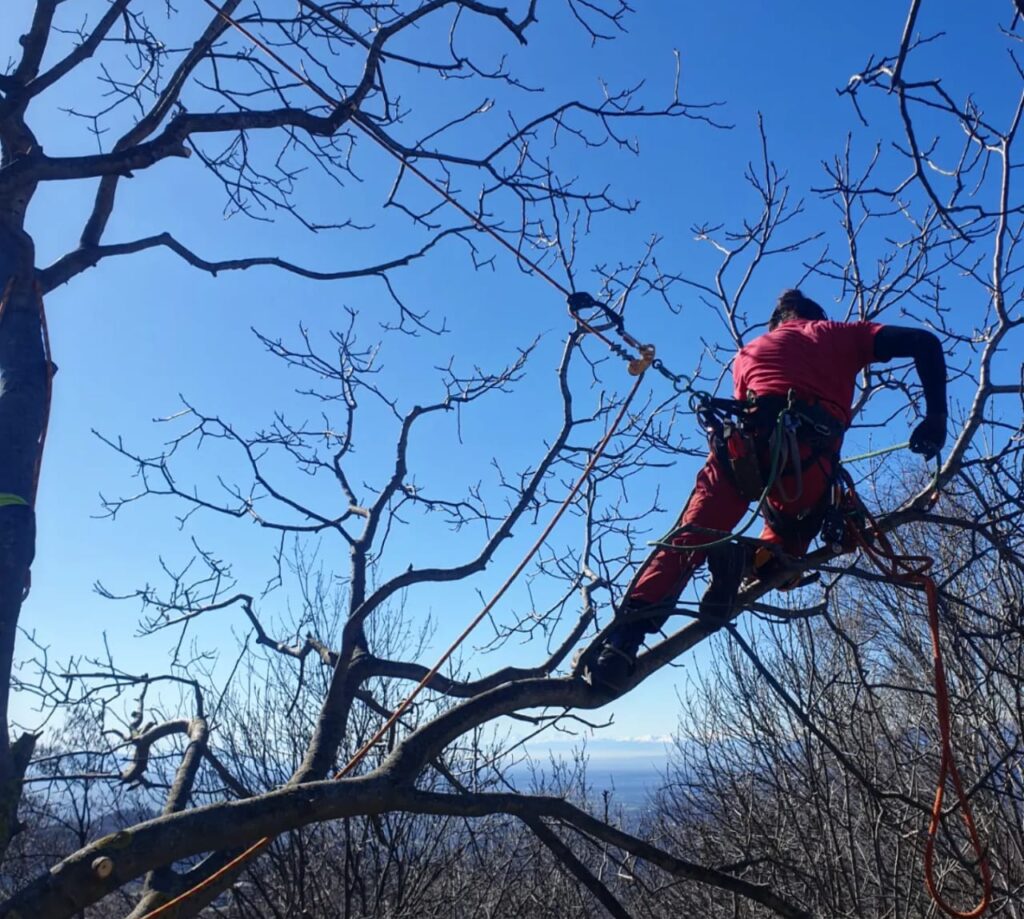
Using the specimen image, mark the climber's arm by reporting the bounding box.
[873,326,948,459]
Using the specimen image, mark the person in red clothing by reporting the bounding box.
[587,289,948,690]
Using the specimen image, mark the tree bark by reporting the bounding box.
[0,222,45,856]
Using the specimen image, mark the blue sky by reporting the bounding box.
[7,1,1017,756]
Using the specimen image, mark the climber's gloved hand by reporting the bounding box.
[909,413,947,460]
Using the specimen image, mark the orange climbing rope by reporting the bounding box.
[139,373,646,918]
[845,481,992,919]
[134,7,670,915]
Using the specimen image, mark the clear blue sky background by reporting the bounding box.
[5,1,1016,768]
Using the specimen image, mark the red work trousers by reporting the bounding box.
[627,443,836,609]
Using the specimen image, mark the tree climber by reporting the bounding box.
[587,288,948,691]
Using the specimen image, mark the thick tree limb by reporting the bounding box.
[10,0,59,86]
[21,1,134,104]
[2,775,811,919]
[0,774,393,919]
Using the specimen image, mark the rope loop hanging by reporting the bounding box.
[843,473,992,919]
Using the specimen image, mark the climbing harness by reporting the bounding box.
[701,391,842,499]
[648,406,793,555]
[644,391,844,558]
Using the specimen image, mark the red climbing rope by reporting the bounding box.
[138,373,646,918]
[846,482,992,919]
[133,6,668,915]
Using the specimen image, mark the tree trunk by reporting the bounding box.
[0,220,47,854]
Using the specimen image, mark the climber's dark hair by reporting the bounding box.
[768,289,827,330]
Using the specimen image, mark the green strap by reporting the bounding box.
[843,441,909,464]
[648,409,790,553]
[0,494,29,508]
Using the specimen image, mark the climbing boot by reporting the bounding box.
[697,542,749,622]
[586,621,646,692]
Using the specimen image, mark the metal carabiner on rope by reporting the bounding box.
[687,389,716,415]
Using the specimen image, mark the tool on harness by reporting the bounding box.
[723,418,766,501]
[820,504,848,554]
[696,396,764,502]
[819,468,871,554]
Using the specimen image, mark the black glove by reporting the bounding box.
[909,413,947,459]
